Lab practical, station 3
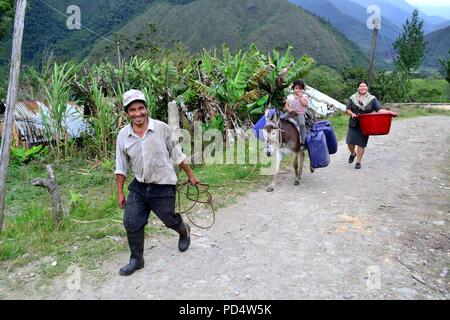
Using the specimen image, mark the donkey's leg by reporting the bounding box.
[299,149,305,178]
[267,150,281,192]
[267,175,276,192]
[294,151,300,186]
[307,149,315,173]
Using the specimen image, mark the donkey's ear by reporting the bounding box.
[264,108,270,119]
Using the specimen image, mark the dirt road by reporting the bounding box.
[2,116,450,299]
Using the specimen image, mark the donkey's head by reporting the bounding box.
[263,109,280,157]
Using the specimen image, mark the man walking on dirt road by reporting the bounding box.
[115,89,199,276]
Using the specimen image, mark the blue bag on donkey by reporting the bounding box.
[306,130,330,169]
[253,109,276,141]
[312,120,338,155]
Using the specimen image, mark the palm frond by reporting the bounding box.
[286,55,316,84]
[193,80,214,97]
[242,89,264,103]
[248,64,276,87]
[279,45,295,69]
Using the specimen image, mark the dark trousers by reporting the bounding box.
[124,179,182,232]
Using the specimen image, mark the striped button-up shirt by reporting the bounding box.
[115,118,187,185]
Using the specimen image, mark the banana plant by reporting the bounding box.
[10,145,47,164]
[194,45,271,131]
[246,46,316,115]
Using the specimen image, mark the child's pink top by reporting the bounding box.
[286,94,306,115]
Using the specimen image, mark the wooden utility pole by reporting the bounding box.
[368,17,380,90]
[0,0,27,232]
[117,42,122,69]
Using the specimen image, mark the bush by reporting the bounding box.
[340,67,411,103]
[305,65,346,103]
[10,145,48,164]
[408,79,450,103]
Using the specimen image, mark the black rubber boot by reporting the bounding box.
[119,228,145,276]
[173,221,191,252]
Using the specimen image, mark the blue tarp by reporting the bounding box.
[252,109,276,141]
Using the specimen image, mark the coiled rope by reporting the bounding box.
[176,181,216,229]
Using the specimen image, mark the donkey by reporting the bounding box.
[262,109,309,192]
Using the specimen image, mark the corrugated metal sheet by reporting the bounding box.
[14,101,46,145]
[0,100,90,147]
[65,102,91,138]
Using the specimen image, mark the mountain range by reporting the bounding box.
[89,0,370,68]
[424,25,450,69]
[0,0,448,75]
[349,0,449,32]
[290,0,450,68]
[289,0,400,62]
[1,0,368,70]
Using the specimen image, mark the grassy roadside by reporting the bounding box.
[394,106,450,119]
[0,154,269,285]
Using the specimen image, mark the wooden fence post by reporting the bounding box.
[0,0,27,232]
[32,165,63,224]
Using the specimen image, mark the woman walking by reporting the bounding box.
[346,81,388,169]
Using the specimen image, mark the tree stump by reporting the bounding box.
[32,164,63,224]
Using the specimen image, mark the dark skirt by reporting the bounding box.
[346,125,369,148]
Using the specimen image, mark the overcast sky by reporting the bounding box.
[407,0,449,6]
[406,0,450,19]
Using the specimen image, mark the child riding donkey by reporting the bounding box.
[281,80,309,149]
[263,80,317,192]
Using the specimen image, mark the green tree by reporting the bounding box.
[0,0,14,41]
[305,65,346,102]
[393,9,425,73]
[440,50,450,83]
[340,66,411,103]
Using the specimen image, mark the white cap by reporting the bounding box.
[123,89,146,110]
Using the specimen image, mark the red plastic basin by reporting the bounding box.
[358,112,397,136]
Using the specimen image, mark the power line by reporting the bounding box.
[36,0,114,44]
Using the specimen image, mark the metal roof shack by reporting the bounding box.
[0,100,89,148]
